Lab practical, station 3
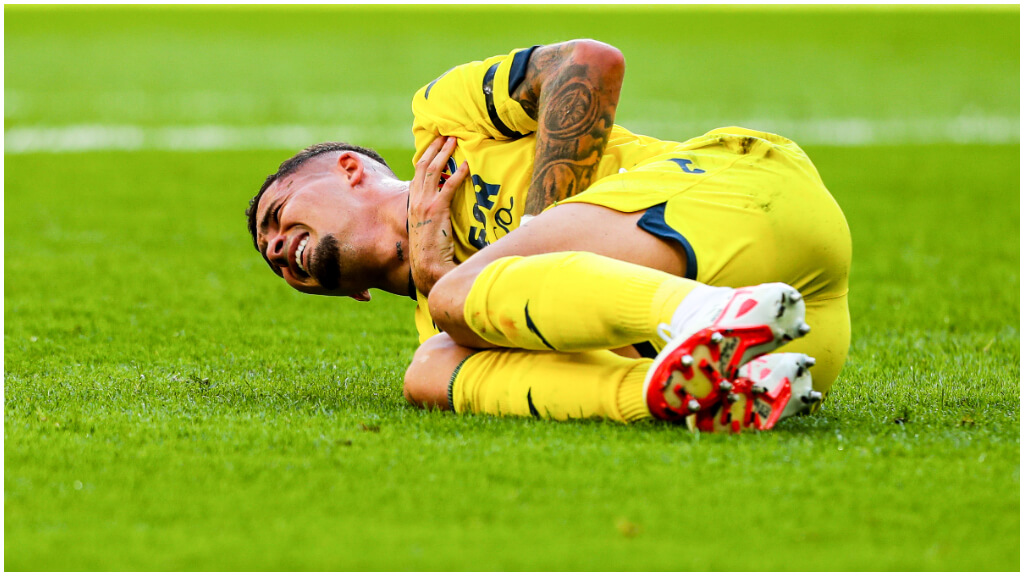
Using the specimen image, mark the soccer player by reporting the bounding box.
[247,40,851,432]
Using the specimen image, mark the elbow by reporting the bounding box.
[571,39,625,86]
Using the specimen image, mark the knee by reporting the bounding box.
[401,369,423,406]
[403,333,471,410]
[403,339,441,408]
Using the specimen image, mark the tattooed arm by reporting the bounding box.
[510,40,625,215]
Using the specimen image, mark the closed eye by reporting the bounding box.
[259,201,286,278]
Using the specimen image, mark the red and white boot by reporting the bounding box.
[694,352,822,433]
[643,283,811,424]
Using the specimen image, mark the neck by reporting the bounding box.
[375,179,414,297]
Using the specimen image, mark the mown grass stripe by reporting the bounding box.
[5,116,1019,154]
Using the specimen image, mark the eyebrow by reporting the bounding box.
[259,198,281,235]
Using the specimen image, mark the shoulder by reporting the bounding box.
[411,46,543,155]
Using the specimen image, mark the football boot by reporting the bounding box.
[643,283,810,424]
[694,352,822,433]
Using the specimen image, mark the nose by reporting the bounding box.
[266,233,289,267]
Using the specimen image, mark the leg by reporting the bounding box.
[425,197,817,428]
[452,347,652,422]
[421,138,848,430]
[429,203,693,349]
[404,333,653,422]
[403,333,475,410]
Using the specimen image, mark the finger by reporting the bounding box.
[415,136,447,177]
[419,135,446,164]
[416,137,443,170]
[411,136,447,198]
[439,161,469,201]
[426,136,457,180]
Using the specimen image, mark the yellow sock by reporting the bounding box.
[450,347,652,423]
[464,251,695,351]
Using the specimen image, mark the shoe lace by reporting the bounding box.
[656,322,675,344]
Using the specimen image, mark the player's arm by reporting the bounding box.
[408,135,470,296]
[510,40,625,215]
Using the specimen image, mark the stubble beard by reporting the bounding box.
[310,234,342,291]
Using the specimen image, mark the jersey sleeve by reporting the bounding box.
[411,45,540,162]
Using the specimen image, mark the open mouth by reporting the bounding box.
[288,232,311,278]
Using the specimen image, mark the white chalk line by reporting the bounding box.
[3,90,414,122]
[4,117,1019,153]
[3,124,412,154]
[4,89,1018,150]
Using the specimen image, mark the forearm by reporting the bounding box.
[521,41,624,215]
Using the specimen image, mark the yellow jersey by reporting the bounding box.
[409,46,691,342]
[408,47,849,346]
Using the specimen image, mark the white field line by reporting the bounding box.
[3,117,1019,154]
[3,124,412,154]
[3,91,414,122]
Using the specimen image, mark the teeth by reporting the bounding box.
[295,237,309,274]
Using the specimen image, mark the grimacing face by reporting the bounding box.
[254,166,376,301]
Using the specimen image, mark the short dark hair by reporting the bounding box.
[246,142,392,251]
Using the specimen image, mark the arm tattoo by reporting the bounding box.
[512,47,561,119]
[542,73,602,139]
[512,43,621,215]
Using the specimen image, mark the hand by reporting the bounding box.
[408,135,470,295]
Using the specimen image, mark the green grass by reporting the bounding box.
[4,6,1020,571]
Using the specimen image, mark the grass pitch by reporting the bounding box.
[4,6,1020,571]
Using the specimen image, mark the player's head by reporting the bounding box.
[247,142,409,301]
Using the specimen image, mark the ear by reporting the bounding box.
[348,289,372,302]
[336,152,365,186]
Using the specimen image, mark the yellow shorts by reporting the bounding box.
[560,127,852,392]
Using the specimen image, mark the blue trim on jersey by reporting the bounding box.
[668,157,706,174]
[424,66,455,100]
[482,63,525,139]
[508,45,540,93]
[425,78,440,100]
[637,203,698,280]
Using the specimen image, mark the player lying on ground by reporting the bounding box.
[246,40,852,432]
